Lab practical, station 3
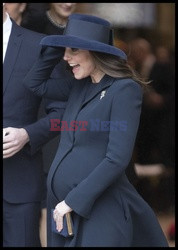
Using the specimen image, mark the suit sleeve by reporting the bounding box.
[65,80,143,219]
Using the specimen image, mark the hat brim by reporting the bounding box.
[40,35,127,60]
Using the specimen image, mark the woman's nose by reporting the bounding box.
[63,48,71,61]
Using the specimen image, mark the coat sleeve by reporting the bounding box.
[65,80,143,219]
[23,98,67,155]
[22,46,71,154]
[23,46,73,100]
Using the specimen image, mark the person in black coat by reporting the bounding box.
[22,3,77,35]
[3,5,65,247]
[23,14,169,247]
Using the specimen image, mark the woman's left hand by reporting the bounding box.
[53,200,72,232]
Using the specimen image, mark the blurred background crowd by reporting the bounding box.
[4,2,175,247]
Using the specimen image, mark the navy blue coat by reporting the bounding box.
[24,48,169,247]
[3,21,64,204]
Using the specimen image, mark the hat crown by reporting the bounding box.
[64,13,113,45]
[40,13,127,60]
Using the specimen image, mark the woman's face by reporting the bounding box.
[50,3,76,18]
[63,48,104,83]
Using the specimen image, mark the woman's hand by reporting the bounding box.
[53,200,72,232]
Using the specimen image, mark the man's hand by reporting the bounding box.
[3,127,30,159]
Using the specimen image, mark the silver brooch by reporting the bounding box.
[100,90,106,100]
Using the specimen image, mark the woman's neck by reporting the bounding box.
[47,9,67,27]
[91,71,105,84]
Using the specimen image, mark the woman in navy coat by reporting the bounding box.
[24,14,169,247]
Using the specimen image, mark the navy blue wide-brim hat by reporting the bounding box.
[40,13,127,60]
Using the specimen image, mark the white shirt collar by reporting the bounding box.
[3,12,12,35]
[3,12,12,62]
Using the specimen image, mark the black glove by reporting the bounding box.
[40,45,65,62]
[40,36,65,60]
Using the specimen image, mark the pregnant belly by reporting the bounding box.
[51,149,103,201]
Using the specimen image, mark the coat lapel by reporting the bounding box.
[65,78,90,143]
[3,21,23,95]
[47,78,89,197]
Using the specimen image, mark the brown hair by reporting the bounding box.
[90,51,150,88]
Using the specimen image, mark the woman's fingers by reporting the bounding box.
[53,210,63,232]
[56,215,63,232]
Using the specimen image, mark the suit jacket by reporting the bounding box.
[3,20,64,203]
[23,48,168,247]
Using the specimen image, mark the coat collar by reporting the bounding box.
[81,74,114,108]
[66,74,114,143]
[67,74,114,124]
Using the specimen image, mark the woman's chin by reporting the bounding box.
[74,74,82,80]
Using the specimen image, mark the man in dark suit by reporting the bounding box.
[3,5,65,247]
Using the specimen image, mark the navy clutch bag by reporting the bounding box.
[51,209,74,237]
